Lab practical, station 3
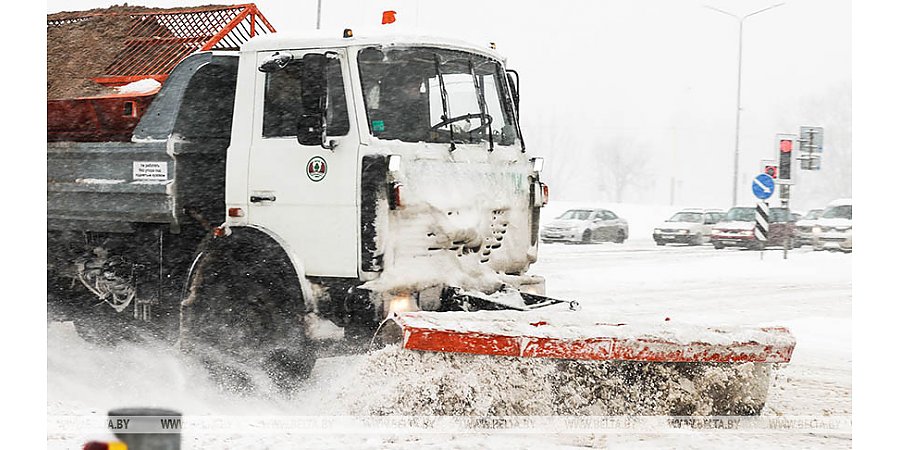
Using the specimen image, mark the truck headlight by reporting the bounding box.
[388,292,418,313]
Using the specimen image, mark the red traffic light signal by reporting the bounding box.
[780,139,793,152]
[764,165,778,178]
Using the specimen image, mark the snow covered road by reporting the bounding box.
[48,241,851,448]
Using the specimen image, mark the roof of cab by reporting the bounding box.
[240,30,506,62]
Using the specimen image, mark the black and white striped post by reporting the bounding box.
[755,201,769,259]
[751,172,776,259]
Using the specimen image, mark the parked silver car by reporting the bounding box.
[541,208,629,244]
[653,209,725,246]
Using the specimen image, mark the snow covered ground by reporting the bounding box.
[47,204,851,449]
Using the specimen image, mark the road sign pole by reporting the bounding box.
[751,173,775,261]
[755,201,769,260]
[781,184,791,260]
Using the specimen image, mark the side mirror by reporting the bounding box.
[506,70,520,116]
[258,52,293,73]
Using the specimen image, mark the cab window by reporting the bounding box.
[262,57,349,138]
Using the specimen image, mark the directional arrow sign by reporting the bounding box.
[752,173,775,200]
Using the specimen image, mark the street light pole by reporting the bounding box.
[316,0,323,30]
[704,3,785,206]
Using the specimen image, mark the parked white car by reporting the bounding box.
[541,208,629,244]
[794,208,824,247]
[653,209,725,246]
[813,199,852,252]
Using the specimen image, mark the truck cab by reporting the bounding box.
[218,32,545,318]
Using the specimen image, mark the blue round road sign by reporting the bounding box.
[752,173,775,200]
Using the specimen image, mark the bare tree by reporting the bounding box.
[593,137,651,203]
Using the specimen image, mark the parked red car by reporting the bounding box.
[711,206,795,250]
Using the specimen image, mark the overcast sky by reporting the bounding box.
[47,0,851,208]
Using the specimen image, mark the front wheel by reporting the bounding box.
[581,230,593,244]
[690,233,703,246]
[713,242,724,250]
[614,230,626,244]
[181,244,315,392]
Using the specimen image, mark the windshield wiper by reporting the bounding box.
[432,55,456,151]
[469,60,494,151]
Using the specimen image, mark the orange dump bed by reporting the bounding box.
[47,92,157,142]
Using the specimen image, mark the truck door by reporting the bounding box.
[248,49,359,277]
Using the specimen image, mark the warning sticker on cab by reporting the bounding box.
[133,161,168,181]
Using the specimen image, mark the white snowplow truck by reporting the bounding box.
[48,31,795,407]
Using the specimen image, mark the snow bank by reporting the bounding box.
[345,345,774,416]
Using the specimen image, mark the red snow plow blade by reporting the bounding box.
[381,311,795,364]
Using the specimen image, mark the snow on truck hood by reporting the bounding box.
[360,147,535,295]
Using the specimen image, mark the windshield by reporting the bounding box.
[803,209,823,220]
[668,212,703,223]
[770,208,791,223]
[724,207,755,222]
[822,205,852,219]
[357,46,519,146]
[558,210,592,220]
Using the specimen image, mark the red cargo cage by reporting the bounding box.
[47,4,276,142]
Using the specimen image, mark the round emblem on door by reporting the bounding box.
[307,156,327,182]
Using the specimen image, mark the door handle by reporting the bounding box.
[250,195,276,203]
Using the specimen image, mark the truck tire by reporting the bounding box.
[181,236,315,392]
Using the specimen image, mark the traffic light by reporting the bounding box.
[779,139,792,180]
[764,165,778,179]
[775,134,797,184]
